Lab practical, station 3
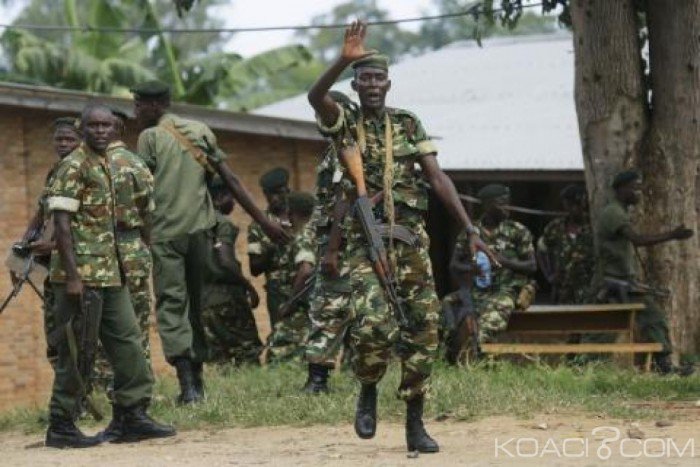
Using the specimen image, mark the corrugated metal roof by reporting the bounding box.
[256,33,582,171]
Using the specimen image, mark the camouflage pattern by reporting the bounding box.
[539,217,595,304]
[93,142,155,387]
[455,219,535,342]
[247,211,294,323]
[46,144,122,287]
[266,225,316,362]
[201,214,263,365]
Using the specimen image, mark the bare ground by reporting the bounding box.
[1,413,699,466]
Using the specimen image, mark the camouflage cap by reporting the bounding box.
[130,80,171,99]
[53,117,80,130]
[288,191,316,217]
[259,167,289,192]
[352,54,389,72]
[612,169,641,189]
[477,184,510,201]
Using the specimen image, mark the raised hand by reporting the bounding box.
[341,20,374,63]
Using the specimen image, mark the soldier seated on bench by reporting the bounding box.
[589,170,694,375]
[451,184,537,345]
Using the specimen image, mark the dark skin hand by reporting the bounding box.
[480,200,536,275]
[279,261,314,318]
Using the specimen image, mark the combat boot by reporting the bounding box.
[45,416,102,448]
[302,364,330,394]
[174,357,201,404]
[354,383,377,439]
[405,396,439,453]
[98,404,125,442]
[109,402,176,443]
[192,361,205,399]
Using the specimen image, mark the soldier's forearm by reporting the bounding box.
[430,170,474,231]
[54,211,80,281]
[217,162,268,226]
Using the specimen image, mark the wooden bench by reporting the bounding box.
[480,303,663,371]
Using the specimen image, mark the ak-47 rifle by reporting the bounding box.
[444,255,480,365]
[1,231,46,314]
[598,276,670,303]
[278,274,316,319]
[338,144,409,327]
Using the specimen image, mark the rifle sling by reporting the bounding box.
[160,121,217,175]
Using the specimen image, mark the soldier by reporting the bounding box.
[93,109,155,390]
[537,185,594,304]
[453,184,537,344]
[592,170,693,374]
[267,191,316,362]
[44,104,173,448]
[200,178,263,365]
[247,167,292,328]
[132,80,289,404]
[307,21,490,453]
[13,118,82,367]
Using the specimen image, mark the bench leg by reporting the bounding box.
[644,352,652,373]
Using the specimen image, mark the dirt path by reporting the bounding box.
[2,414,698,466]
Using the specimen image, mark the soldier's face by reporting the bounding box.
[485,195,510,221]
[134,98,166,129]
[619,180,643,205]
[265,187,289,214]
[82,109,114,153]
[214,191,235,215]
[53,127,80,159]
[352,67,391,111]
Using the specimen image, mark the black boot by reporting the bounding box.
[354,384,377,439]
[653,354,695,377]
[302,364,330,394]
[45,416,102,448]
[192,361,205,399]
[405,396,439,453]
[98,405,124,443]
[109,403,176,443]
[174,357,201,404]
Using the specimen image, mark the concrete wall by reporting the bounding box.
[0,105,323,410]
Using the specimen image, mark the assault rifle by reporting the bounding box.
[444,257,480,364]
[598,276,670,304]
[338,144,411,327]
[1,232,46,314]
[278,274,316,319]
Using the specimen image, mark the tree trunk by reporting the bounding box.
[570,0,648,218]
[642,0,700,355]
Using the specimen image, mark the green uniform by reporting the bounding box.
[594,200,671,353]
[538,217,595,304]
[319,103,440,401]
[201,213,263,365]
[137,113,225,364]
[455,219,535,343]
[266,224,316,362]
[305,147,354,367]
[46,144,153,419]
[93,141,155,387]
[247,212,293,327]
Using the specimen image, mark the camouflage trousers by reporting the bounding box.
[305,259,354,367]
[346,224,440,401]
[267,306,311,363]
[93,272,152,390]
[472,287,516,343]
[201,283,263,365]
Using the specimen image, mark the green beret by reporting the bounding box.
[288,191,315,217]
[612,170,641,189]
[110,108,129,122]
[352,54,389,72]
[560,184,587,203]
[477,184,510,201]
[130,80,171,99]
[260,167,289,191]
[53,117,79,130]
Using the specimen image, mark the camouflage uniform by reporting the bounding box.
[538,217,595,304]
[46,143,153,419]
[201,213,263,365]
[455,219,535,343]
[266,224,316,362]
[305,147,355,367]
[247,212,293,327]
[93,141,155,387]
[319,103,440,401]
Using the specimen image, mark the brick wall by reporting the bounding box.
[0,105,324,410]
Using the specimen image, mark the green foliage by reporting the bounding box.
[1,362,697,434]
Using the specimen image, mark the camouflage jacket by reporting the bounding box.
[248,211,294,296]
[108,141,154,277]
[317,104,437,223]
[46,144,122,287]
[456,219,535,296]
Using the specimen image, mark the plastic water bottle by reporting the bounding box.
[474,251,492,289]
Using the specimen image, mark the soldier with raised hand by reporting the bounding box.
[131,80,289,405]
[247,167,292,328]
[45,104,174,448]
[307,21,489,453]
[453,184,537,344]
[92,109,155,392]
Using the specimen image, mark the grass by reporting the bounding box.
[1,361,698,434]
